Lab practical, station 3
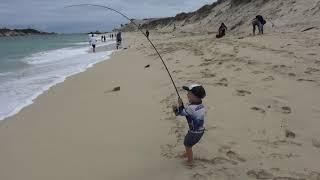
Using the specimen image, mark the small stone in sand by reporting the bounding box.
[247,169,274,179]
[112,86,121,91]
[285,130,296,139]
[145,64,150,68]
[282,106,292,114]
[251,107,266,114]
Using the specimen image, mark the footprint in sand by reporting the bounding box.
[160,144,176,159]
[192,173,208,180]
[226,64,236,69]
[202,73,216,78]
[220,78,228,82]
[203,58,214,62]
[247,60,258,65]
[234,68,242,72]
[214,78,228,87]
[201,69,216,78]
[247,169,274,179]
[253,139,302,148]
[251,106,266,114]
[281,106,292,114]
[304,67,320,74]
[172,70,182,74]
[263,76,275,81]
[273,177,305,180]
[252,71,264,74]
[297,79,315,82]
[268,153,300,160]
[285,129,296,139]
[233,46,240,53]
[312,139,320,149]
[309,171,320,180]
[199,62,212,67]
[236,90,252,96]
[226,150,246,162]
[211,157,238,165]
[195,157,238,165]
[288,73,296,77]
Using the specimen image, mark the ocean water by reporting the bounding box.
[0,34,115,120]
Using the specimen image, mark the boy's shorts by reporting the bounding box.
[184,131,204,147]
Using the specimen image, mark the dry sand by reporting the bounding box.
[1,29,320,180]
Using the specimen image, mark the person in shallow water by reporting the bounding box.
[173,84,206,165]
[116,32,122,50]
[89,34,97,53]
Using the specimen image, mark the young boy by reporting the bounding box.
[173,84,206,164]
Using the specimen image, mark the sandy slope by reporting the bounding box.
[132,29,320,179]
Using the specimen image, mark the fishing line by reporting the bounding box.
[65,4,181,99]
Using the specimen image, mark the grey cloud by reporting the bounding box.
[0,0,214,33]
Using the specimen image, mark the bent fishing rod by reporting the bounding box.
[65,4,181,99]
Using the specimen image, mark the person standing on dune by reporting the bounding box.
[252,15,266,35]
[216,23,227,38]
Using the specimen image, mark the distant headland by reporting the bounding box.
[0,28,56,37]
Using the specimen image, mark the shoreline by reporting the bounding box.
[0,41,115,122]
[0,32,186,180]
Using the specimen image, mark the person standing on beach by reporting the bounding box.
[146,30,150,39]
[216,23,227,38]
[116,32,122,50]
[89,34,97,53]
[173,84,206,165]
[252,15,266,35]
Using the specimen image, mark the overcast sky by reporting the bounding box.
[0,0,214,33]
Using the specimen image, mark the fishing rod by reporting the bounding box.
[65,4,181,99]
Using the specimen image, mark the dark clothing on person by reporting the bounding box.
[116,32,122,50]
[216,23,227,38]
[256,15,266,25]
[252,15,266,35]
[184,131,204,147]
[146,30,149,38]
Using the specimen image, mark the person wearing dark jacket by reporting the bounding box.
[252,15,266,35]
[116,32,122,50]
[216,23,228,38]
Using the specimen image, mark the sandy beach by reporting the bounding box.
[1,27,320,180]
